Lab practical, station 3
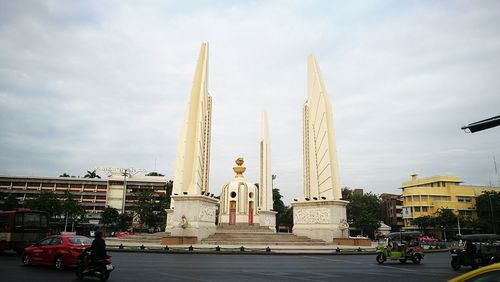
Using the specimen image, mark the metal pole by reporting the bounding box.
[489,193,496,234]
[122,169,128,214]
[457,216,461,236]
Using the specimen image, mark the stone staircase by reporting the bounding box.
[106,232,170,245]
[106,229,328,246]
[201,232,327,246]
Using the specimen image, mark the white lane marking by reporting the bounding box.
[378,265,417,272]
[159,271,212,281]
[240,270,340,282]
[303,255,417,272]
[302,255,363,264]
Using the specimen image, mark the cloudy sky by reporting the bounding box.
[1,0,499,203]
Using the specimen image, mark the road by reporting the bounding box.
[0,251,469,281]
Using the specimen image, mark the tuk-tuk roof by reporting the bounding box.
[459,234,500,241]
[385,231,421,239]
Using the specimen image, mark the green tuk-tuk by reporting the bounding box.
[376,231,425,264]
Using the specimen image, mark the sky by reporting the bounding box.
[1,0,500,204]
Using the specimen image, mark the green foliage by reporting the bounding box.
[146,172,165,177]
[434,208,457,229]
[272,188,293,230]
[412,216,435,234]
[101,207,120,227]
[272,188,286,214]
[26,191,63,218]
[61,191,86,231]
[117,213,132,230]
[59,173,70,177]
[1,193,19,211]
[133,189,159,228]
[342,187,382,238]
[62,191,86,224]
[476,191,500,234]
[84,170,101,179]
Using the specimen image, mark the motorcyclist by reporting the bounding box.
[84,231,107,272]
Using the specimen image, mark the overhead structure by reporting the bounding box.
[461,115,500,133]
[165,42,218,241]
[291,55,349,242]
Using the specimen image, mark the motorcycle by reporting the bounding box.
[75,249,114,282]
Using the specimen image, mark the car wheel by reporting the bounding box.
[54,255,64,270]
[22,253,32,266]
[376,253,385,264]
[412,255,421,264]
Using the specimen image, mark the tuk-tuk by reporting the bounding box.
[376,231,425,264]
[450,234,500,270]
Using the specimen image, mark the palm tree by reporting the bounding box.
[84,170,101,179]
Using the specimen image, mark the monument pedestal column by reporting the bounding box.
[291,200,348,242]
[165,195,218,241]
[258,210,278,231]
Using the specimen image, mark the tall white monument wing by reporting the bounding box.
[303,55,342,200]
[259,110,273,211]
[172,42,212,198]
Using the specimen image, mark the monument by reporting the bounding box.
[218,111,276,230]
[165,42,218,241]
[258,110,277,230]
[219,158,260,227]
[291,55,349,242]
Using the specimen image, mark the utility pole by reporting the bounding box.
[488,193,496,234]
[96,167,146,214]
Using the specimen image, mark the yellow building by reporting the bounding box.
[401,174,500,228]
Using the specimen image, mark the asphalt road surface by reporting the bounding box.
[0,251,470,281]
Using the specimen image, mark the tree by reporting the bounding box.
[1,193,19,211]
[101,207,120,228]
[272,188,293,231]
[434,208,457,240]
[133,189,158,228]
[117,213,131,231]
[412,216,435,234]
[26,191,62,219]
[476,190,500,234]
[342,187,382,238]
[84,170,101,179]
[146,172,165,177]
[61,191,86,232]
[156,180,173,229]
[59,173,70,177]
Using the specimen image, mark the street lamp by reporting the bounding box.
[488,193,496,234]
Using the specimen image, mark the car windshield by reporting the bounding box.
[68,237,92,245]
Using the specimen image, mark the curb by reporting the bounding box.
[106,246,450,256]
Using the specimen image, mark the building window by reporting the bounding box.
[457,196,471,203]
[459,210,473,217]
[422,206,428,212]
[414,206,421,212]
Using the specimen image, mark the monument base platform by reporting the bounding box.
[165,195,218,241]
[258,210,278,231]
[291,199,348,243]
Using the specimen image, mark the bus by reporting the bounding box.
[0,209,49,254]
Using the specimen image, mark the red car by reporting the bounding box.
[22,234,92,269]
